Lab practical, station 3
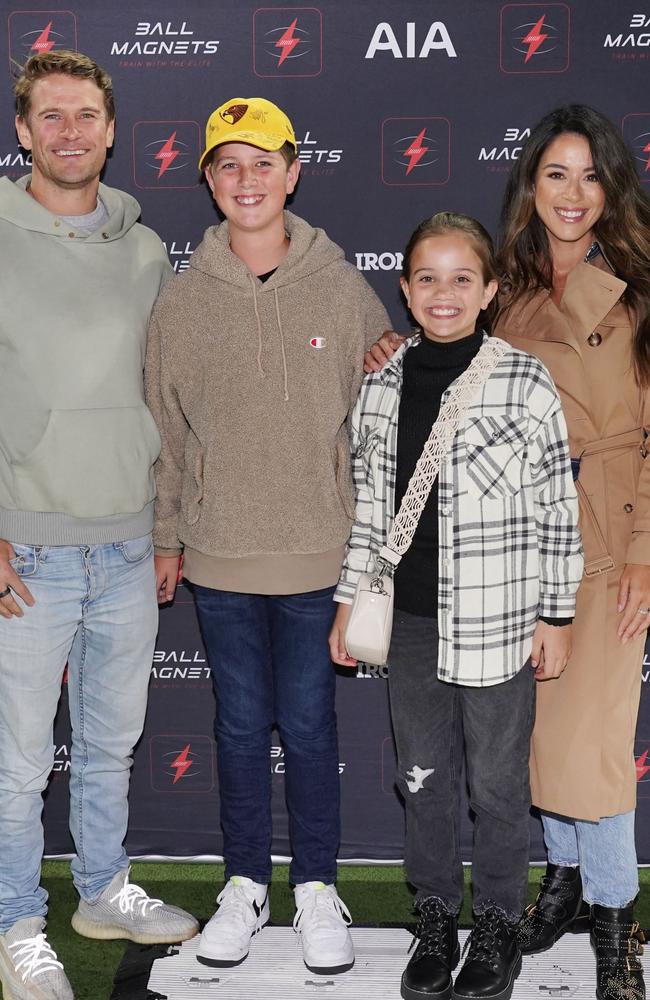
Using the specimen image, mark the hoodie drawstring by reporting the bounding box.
[248,275,290,402]
[274,287,290,403]
[249,275,266,380]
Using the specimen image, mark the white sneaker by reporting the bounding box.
[293,882,354,974]
[197,876,269,968]
[0,917,74,999]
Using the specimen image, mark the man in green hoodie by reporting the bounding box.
[0,50,198,1000]
[146,97,390,977]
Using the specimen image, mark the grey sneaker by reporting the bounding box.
[0,917,74,1000]
[71,868,198,945]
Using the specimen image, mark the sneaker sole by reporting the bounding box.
[197,951,250,968]
[71,909,199,945]
[452,954,522,1000]
[304,958,355,975]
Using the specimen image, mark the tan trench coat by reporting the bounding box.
[494,257,650,821]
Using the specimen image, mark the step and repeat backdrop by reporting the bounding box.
[2,0,650,862]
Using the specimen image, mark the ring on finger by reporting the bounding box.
[636,607,650,615]
[0,586,11,599]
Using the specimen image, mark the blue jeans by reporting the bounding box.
[542,810,639,907]
[193,585,340,886]
[0,538,158,933]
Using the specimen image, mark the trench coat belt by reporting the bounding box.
[572,428,647,577]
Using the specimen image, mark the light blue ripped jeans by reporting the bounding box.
[0,537,158,933]
[542,810,639,907]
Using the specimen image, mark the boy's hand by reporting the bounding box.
[531,621,572,680]
[155,554,182,604]
[364,330,406,373]
[329,603,358,667]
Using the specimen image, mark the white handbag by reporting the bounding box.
[344,337,509,666]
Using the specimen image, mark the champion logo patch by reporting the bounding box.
[310,337,326,349]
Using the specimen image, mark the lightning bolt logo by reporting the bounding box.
[31,21,55,54]
[644,142,650,172]
[170,744,193,784]
[155,132,181,179]
[403,128,430,176]
[522,15,548,62]
[636,749,650,781]
[275,17,301,65]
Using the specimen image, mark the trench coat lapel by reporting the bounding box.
[498,259,627,423]
[559,260,627,343]
[507,261,626,353]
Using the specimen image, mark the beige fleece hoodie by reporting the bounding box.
[145,210,390,594]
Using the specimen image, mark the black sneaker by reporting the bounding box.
[402,897,460,1000]
[452,908,521,1000]
[517,863,587,955]
[591,902,646,1000]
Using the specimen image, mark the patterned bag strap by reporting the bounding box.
[377,336,510,571]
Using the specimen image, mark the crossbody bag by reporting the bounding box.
[344,336,510,665]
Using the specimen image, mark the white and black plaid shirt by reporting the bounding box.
[336,335,583,686]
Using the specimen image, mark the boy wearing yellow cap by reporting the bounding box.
[145,98,389,974]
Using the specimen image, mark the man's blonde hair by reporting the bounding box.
[15,50,115,121]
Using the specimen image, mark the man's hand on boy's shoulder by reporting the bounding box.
[530,620,572,681]
[364,330,406,373]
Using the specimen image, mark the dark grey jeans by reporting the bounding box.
[388,609,536,920]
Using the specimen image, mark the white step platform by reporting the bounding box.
[148,926,647,999]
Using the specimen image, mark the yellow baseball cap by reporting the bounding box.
[199,97,297,170]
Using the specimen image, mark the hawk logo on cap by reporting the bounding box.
[220,104,248,126]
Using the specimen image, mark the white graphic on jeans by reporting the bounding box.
[405,765,435,793]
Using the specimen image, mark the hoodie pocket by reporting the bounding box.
[333,431,355,520]
[464,414,526,499]
[11,406,160,518]
[180,430,205,526]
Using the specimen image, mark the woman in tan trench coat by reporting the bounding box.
[495,105,650,1000]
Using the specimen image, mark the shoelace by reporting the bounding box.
[463,913,503,968]
[411,899,449,958]
[293,887,352,934]
[9,933,63,982]
[110,880,163,917]
[216,883,264,928]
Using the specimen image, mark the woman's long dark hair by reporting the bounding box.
[498,104,650,385]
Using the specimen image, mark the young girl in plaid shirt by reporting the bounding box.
[329,213,582,1000]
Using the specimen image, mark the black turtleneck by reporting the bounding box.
[394,331,483,618]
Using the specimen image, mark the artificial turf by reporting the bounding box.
[2,862,648,1000]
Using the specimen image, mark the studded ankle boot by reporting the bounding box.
[517,863,588,955]
[591,902,646,1000]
